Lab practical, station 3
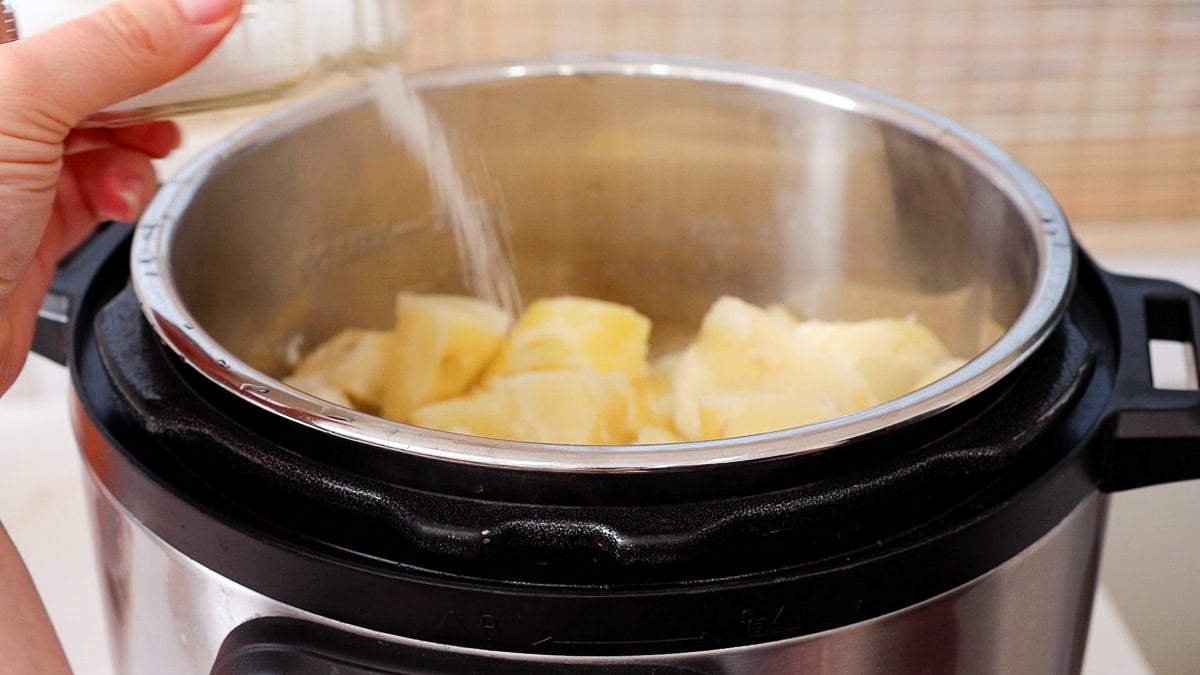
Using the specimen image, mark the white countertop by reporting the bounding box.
[0,107,1184,674]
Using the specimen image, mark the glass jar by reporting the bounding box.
[0,0,408,126]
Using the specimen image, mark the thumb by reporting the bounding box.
[4,0,242,132]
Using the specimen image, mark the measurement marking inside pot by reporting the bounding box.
[291,216,441,271]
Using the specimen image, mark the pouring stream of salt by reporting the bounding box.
[368,65,523,319]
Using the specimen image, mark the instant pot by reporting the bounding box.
[32,56,1200,674]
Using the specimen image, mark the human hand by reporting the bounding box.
[0,1,242,671]
[0,0,242,396]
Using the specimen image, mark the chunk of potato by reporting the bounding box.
[765,303,800,327]
[292,329,392,410]
[671,297,875,440]
[411,369,637,444]
[913,357,969,389]
[635,426,684,444]
[289,291,962,446]
[483,297,651,382]
[697,392,838,440]
[793,318,952,402]
[632,352,680,429]
[283,372,355,408]
[382,293,511,421]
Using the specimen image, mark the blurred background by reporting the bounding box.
[401,0,1199,243]
[4,1,1197,673]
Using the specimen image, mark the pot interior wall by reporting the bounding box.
[168,73,1036,377]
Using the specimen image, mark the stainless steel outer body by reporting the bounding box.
[84,458,1107,675]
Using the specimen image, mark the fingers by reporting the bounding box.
[0,0,233,303]
[66,147,159,228]
[64,122,182,158]
[0,0,242,135]
[112,121,183,158]
[0,145,155,313]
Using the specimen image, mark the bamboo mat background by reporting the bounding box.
[401,0,1199,229]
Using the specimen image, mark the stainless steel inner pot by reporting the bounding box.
[131,55,1075,471]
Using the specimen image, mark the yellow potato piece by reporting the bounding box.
[411,370,636,444]
[382,293,511,421]
[793,318,952,402]
[483,297,651,382]
[283,372,355,408]
[765,303,800,327]
[697,392,838,440]
[672,297,876,440]
[635,426,684,444]
[289,292,961,445]
[913,357,969,389]
[292,329,391,410]
[632,352,681,429]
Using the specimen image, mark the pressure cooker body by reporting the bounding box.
[60,236,1160,675]
[36,56,1200,674]
[77,453,1106,674]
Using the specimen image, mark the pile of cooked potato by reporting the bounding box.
[284,294,965,444]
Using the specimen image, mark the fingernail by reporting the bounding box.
[172,0,241,25]
[117,188,141,220]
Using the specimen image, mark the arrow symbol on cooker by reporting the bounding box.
[434,610,470,643]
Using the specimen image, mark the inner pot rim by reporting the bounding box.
[130,53,1077,473]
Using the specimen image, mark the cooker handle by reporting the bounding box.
[31,222,133,365]
[1101,272,1200,491]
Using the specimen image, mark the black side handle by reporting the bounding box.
[1101,272,1200,491]
[31,222,134,365]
